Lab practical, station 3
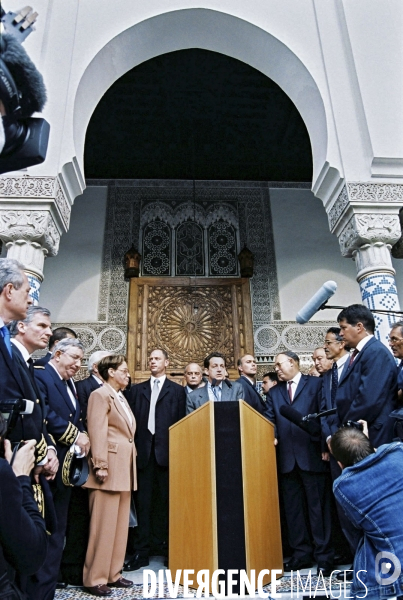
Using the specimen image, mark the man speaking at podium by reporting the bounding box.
[186,352,244,413]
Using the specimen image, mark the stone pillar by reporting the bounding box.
[326,183,403,344]
[0,175,73,303]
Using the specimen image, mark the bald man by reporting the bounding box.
[184,362,204,395]
[235,354,265,414]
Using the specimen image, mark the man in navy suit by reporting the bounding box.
[389,320,403,401]
[125,349,186,571]
[264,351,333,575]
[236,354,265,414]
[335,304,397,447]
[0,258,32,400]
[8,306,59,477]
[34,338,89,600]
[321,327,360,565]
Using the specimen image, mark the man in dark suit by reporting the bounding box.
[8,306,59,478]
[76,350,110,422]
[321,327,359,569]
[186,352,244,413]
[34,338,90,600]
[236,354,265,414]
[389,320,403,402]
[335,304,397,447]
[125,348,186,571]
[0,258,32,400]
[35,326,77,366]
[264,351,333,576]
[261,371,278,400]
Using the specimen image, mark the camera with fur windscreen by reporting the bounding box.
[0,5,49,174]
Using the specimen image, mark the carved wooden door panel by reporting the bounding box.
[127,277,254,382]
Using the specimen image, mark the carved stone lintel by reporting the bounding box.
[337,213,401,258]
[0,210,60,257]
[0,175,71,232]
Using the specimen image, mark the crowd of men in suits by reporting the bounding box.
[1,256,403,598]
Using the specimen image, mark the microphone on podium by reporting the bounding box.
[295,281,338,324]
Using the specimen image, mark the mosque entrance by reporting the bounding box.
[127,277,253,383]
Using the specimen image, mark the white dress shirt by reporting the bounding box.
[286,371,302,401]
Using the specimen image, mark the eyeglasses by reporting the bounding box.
[62,352,82,364]
[116,368,130,375]
[389,336,403,343]
[323,339,341,346]
[274,359,291,370]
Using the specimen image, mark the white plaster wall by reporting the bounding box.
[39,186,107,322]
[270,188,362,322]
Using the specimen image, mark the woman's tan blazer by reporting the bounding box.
[83,385,137,492]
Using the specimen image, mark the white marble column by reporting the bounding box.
[0,175,72,303]
[326,183,403,345]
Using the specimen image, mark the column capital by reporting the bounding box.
[325,182,403,257]
[0,209,60,256]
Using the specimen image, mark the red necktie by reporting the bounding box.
[288,380,293,402]
[349,349,359,367]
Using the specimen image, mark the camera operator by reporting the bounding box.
[331,426,403,599]
[0,415,48,599]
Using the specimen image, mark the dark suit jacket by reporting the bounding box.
[320,358,350,441]
[127,377,186,469]
[186,380,244,414]
[9,345,53,462]
[0,460,47,581]
[235,376,265,414]
[0,334,26,400]
[76,375,102,422]
[34,352,51,367]
[335,337,397,446]
[35,364,85,488]
[264,374,328,474]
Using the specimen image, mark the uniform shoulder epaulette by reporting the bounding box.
[34,365,45,369]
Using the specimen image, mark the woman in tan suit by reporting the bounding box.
[83,354,136,597]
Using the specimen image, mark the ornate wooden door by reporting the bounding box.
[127,277,254,382]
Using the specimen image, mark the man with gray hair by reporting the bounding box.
[8,305,58,478]
[0,257,32,399]
[76,350,111,422]
[34,338,90,600]
[389,320,403,400]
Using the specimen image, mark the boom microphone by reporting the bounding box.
[296,281,338,324]
[279,404,321,437]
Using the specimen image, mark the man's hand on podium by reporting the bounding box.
[274,438,278,446]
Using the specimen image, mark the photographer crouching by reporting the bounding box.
[0,414,48,599]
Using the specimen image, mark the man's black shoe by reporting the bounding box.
[317,564,333,577]
[334,552,353,565]
[335,567,354,581]
[123,553,149,571]
[283,557,313,572]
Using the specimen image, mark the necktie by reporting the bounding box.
[27,357,35,377]
[212,385,221,402]
[331,362,338,407]
[148,379,160,434]
[288,381,293,402]
[348,348,359,367]
[0,326,12,357]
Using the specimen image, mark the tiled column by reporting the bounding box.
[0,175,72,302]
[326,183,403,345]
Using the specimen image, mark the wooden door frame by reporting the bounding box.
[127,277,254,382]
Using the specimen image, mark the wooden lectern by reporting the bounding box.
[169,400,283,590]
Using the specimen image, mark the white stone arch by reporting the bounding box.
[73,8,339,192]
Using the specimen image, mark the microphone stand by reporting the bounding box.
[319,302,403,317]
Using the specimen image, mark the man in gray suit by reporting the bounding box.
[186,352,244,413]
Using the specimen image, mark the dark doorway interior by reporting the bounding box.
[84,49,312,181]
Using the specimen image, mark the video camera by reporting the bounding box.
[0,5,49,174]
[0,398,34,437]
